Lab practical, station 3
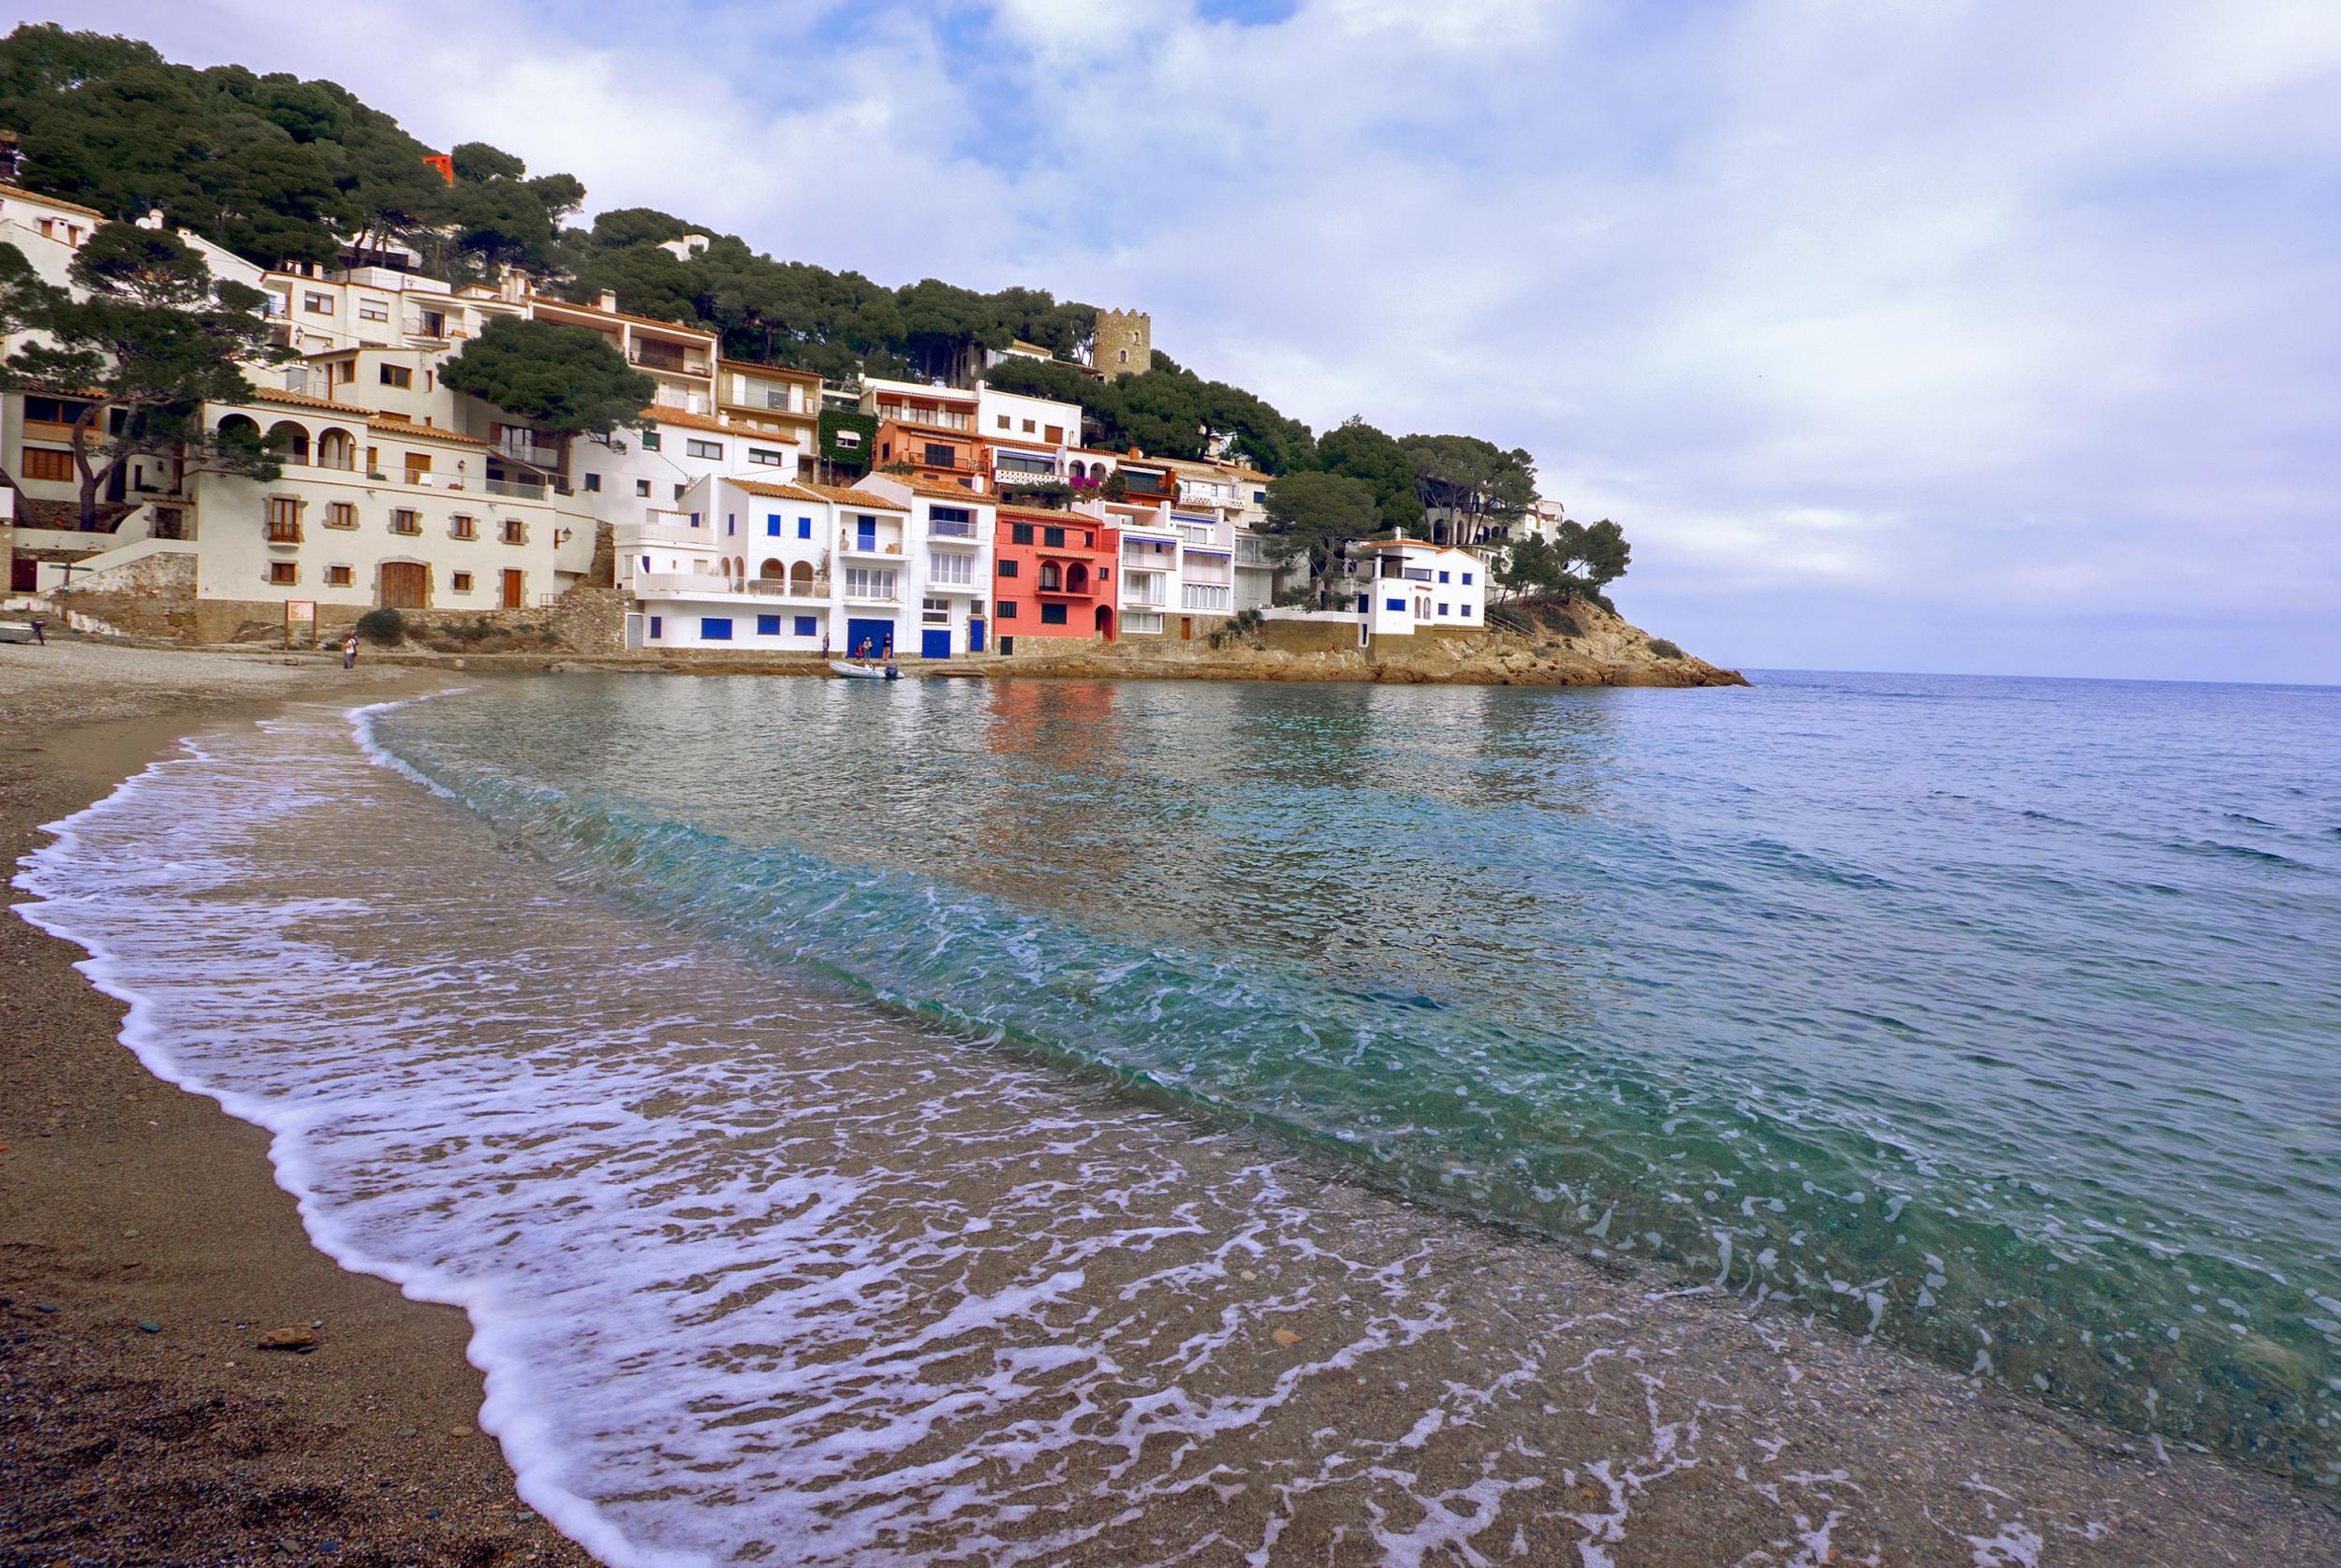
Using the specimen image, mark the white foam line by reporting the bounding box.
[10,702,697,1568]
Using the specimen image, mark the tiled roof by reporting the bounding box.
[890,475,994,504]
[243,386,366,414]
[717,357,823,384]
[791,480,907,511]
[0,183,103,219]
[636,405,738,436]
[532,297,717,340]
[727,479,833,504]
[365,416,488,447]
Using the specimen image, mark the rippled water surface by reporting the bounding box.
[370,671,2341,1481]
[19,668,2341,1564]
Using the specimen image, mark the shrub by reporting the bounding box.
[1208,608,1266,651]
[355,607,405,645]
[1543,608,1583,639]
[1648,638,1684,661]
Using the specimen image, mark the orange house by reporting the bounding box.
[994,506,1119,652]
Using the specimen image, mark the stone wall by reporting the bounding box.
[49,552,204,641]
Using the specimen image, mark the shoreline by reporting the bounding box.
[7,643,2338,1565]
[0,644,593,1565]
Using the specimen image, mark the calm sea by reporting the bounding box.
[20,668,2341,1562]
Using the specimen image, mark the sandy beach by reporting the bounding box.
[0,641,591,1566]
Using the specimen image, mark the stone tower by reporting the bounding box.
[1095,308,1152,380]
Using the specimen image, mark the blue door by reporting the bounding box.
[856,520,877,550]
[846,617,894,659]
[920,628,952,660]
[968,619,986,653]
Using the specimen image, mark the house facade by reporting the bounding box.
[993,504,1118,652]
[1347,537,1487,637]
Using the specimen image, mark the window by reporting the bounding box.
[833,430,861,448]
[584,474,602,492]
[360,301,389,323]
[501,520,525,545]
[265,496,302,542]
[1022,418,1036,433]
[640,432,661,451]
[999,561,1019,578]
[390,509,420,535]
[1386,597,1406,612]
[798,517,812,539]
[1437,570,1450,583]
[922,442,955,467]
[1010,523,1034,545]
[21,448,72,481]
[844,566,895,599]
[325,503,357,529]
[649,615,663,638]
[449,515,477,540]
[766,515,781,536]
[929,551,973,585]
[1040,603,1067,625]
[23,396,91,426]
[1043,526,1065,548]
[379,364,412,388]
[635,479,652,497]
[268,562,299,585]
[1458,602,1472,616]
[673,484,686,500]
[687,439,722,460]
[757,614,781,636]
[451,570,474,592]
[324,565,353,587]
[303,292,332,314]
[1045,425,1064,444]
[999,601,1019,620]
[1437,603,1450,616]
[1462,572,1474,585]
[700,617,734,640]
[995,416,1009,430]
[795,615,817,637]
[922,596,950,625]
[749,447,784,466]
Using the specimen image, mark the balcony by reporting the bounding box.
[652,388,712,416]
[1235,537,1273,565]
[838,535,905,557]
[1182,583,1232,612]
[631,571,740,597]
[493,432,563,469]
[484,476,547,501]
[840,584,901,604]
[1173,520,1219,546]
[630,345,710,376]
[265,521,302,546]
[994,461,1061,486]
[619,516,709,548]
[876,403,972,432]
[748,577,828,597]
[927,518,977,539]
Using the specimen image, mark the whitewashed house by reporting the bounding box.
[1347,536,1487,637]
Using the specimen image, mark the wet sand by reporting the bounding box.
[7,643,2341,1565]
[1,642,590,1565]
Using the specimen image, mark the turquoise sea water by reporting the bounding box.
[371,668,2341,1485]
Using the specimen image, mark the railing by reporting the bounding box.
[1182,583,1232,611]
[617,519,707,548]
[994,462,1059,484]
[876,403,972,432]
[928,518,976,538]
[1173,521,1218,546]
[838,536,904,554]
[484,477,546,501]
[1235,538,1271,565]
[265,522,302,545]
[630,347,708,375]
[840,587,901,603]
[749,578,827,597]
[1183,566,1232,588]
[652,388,712,415]
[315,454,356,472]
[494,436,563,468]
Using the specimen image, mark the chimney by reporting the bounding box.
[597,290,618,313]
[0,131,20,182]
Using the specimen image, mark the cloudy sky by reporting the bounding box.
[41,0,2341,681]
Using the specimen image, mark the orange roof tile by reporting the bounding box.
[364,416,488,447]
[891,475,995,504]
[791,480,907,511]
[0,183,103,219]
[727,479,833,504]
[243,386,367,415]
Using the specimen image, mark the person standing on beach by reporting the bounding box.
[342,629,359,670]
[28,615,44,646]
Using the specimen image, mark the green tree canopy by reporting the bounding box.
[1496,519,1631,604]
[437,315,656,439]
[1315,417,1424,535]
[1399,432,1537,547]
[0,224,292,526]
[1258,471,1381,603]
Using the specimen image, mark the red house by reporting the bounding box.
[994,505,1119,652]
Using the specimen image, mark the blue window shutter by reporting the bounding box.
[1386,597,1405,612]
[648,616,662,638]
[795,615,817,637]
[799,517,812,539]
[700,617,733,640]
[1438,571,1450,582]
[727,514,736,535]
[1463,572,1474,585]
[767,515,781,536]
[1438,603,1449,616]
[757,614,781,635]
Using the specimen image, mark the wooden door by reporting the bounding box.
[501,568,524,609]
[379,562,428,608]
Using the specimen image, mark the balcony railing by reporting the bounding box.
[749,577,828,597]
[630,346,709,375]
[876,403,972,432]
[618,518,708,548]
[928,518,976,538]
[1235,537,1272,565]
[838,536,905,555]
[265,521,302,545]
[494,435,563,469]
[484,477,546,501]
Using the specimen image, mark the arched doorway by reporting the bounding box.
[1095,604,1115,642]
[1067,563,1089,594]
[758,558,786,581]
[265,419,310,465]
[789,561,816,595]
[1038,561,1062,592]
[316,427,357,471]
